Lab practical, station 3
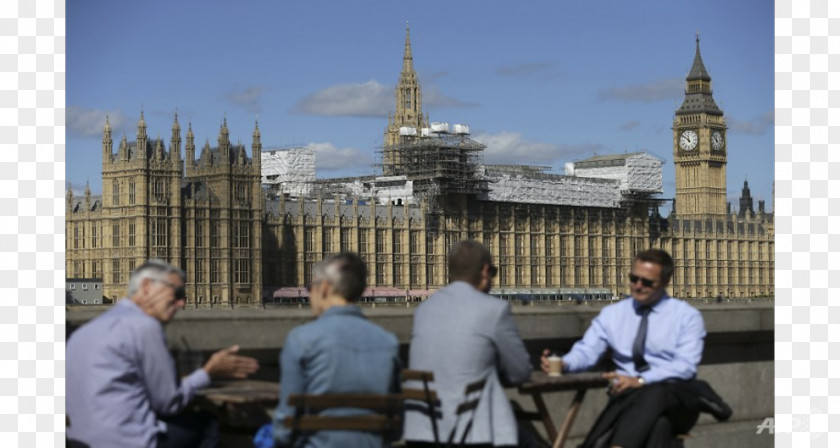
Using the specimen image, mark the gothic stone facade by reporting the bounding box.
[66,114,263,306]
[65,30,773,305]
[259,192,772,300]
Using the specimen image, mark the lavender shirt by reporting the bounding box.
[562,295,706,383]
[66,299,210,448]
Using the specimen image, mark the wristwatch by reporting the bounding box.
[637,376,646,386]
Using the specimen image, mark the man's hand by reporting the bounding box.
[540,349,568,374]
[602,371,644,395]
[203,345,259,379]
[540,349,551,373]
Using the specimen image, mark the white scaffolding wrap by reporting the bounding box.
[571,152,663,194]
[327,176,416,205]
[261,147,316,196]
[482,172,622,208]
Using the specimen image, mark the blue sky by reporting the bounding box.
[67,0,774,212]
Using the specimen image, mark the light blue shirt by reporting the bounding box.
[272,305,402,448]
[66,299,211,448]
[562,295,706,383]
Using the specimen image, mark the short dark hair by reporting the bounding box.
[314,252,368,301]
[448,240,492,286]
[633,249,674,284]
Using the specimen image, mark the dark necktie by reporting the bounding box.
[632,306,652,373]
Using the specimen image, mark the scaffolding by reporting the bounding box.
[378,132,488,204]
[571,152,664,194]
[482,171,623,208]
[261,147,316,197]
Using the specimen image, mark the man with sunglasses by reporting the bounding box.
[67,259,259,448]
[540,249,708,448]
[404,240,531,448]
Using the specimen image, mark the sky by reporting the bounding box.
[66,0,774,213]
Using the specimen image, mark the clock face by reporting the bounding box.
[679,130,698,151]
[711,131,724,151]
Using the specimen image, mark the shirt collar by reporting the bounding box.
[632,293,671,314]
[320,304,366,319]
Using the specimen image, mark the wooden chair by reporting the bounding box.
[446,377,488,448]
[283,393,404,447]
[402,369,441,447]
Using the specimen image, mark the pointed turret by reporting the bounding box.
[675,34,722,116]
[218,116,230,160]
[237,140,246,165]
[739,179,754,217]
[198,140,212,167]
[102,115,113,163]
[687,33,711,82]
[84,181,91,208]
[251,118,262,166]
[154,135,165,160]
[403,22,414,75]
[137,110,148,158]
[170,112,181,163]
[185,122,195,170]
[118,133,128,161]
[66,182,74,209]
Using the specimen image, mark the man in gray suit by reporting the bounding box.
[404,240,532,448]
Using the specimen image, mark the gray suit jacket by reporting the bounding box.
[404,281,532,446]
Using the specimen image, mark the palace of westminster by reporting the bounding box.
[66,27,774,306]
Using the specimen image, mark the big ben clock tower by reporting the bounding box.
[673,35,728,219]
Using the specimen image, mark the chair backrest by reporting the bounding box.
[447,377,488,448]
[402,369,441,447]
[283,393,403,446]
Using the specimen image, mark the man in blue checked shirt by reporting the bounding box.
[541,249,706,448]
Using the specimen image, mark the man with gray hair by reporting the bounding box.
[269,252,402,447]
[67,259,259,448]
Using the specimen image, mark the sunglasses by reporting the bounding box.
[153,278,187,300]
[628,273,656,288]
[489,265,498,278]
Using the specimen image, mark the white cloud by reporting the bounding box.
[305,142,374,174]
[293,80,392,117]
[67,106,130,138]
[293,80,476,117]
[473,131,602,166]
[225,86,269,113]
[598,77,683,103]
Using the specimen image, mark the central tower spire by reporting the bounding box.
[383,22,429,175]
[403,22,414,74]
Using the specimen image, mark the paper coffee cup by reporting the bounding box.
[548,355,563,377]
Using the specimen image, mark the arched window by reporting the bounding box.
[112,180,120,206]
[154,179,165,201]
[128,181,136,204]
[236,183,247,201]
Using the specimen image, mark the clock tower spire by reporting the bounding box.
[673,34,728,219]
